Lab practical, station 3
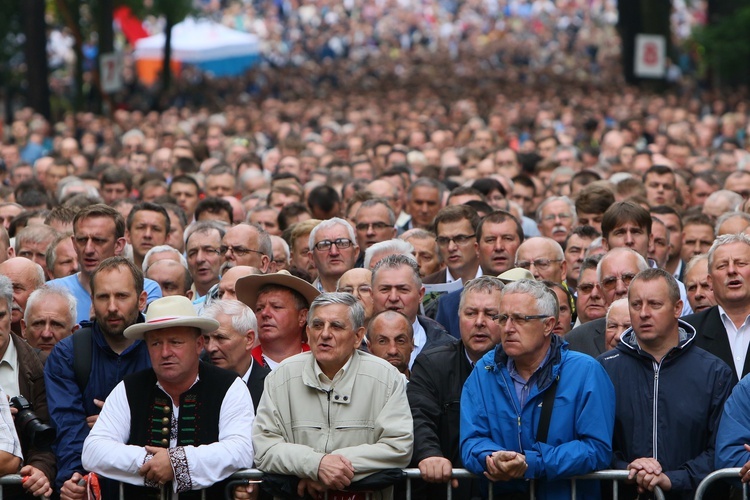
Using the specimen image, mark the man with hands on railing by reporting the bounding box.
[460,279,615,499]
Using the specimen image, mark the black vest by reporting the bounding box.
[122,362,239,499]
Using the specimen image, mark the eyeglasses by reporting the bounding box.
[541,213,573,222]
[577,282,599,294]
[599,273,637,291]
[313,238,354,252]
[219,245,265,257]
[436,234,476,247]
[492,313,549,326]
[187,246,222,259]
[355,222,392,232]
[338,285,373,296]
[515,258,562,270]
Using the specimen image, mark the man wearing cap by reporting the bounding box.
[82,295,255,497]
[250,293,413,499]
[45,257,153,498]
[236,270,320,370]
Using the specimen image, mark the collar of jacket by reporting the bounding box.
[492,333,565,391]
[302,349,362,404]
[617,319,696,360]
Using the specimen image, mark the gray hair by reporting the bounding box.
[308,292,365,331]
[584,236,605,259]
[15,224,58,254]
[356,198,396,225]
[46,232,73,275]
[684,253,709,276]
[121,128,145,146]
[184,220,227,247]
[0,276,12,311]
[24,285,77,328]
[308,217,356,250]
[270,235,290,264]
[535,196,577,225]
[203,299,258,336]
[715,211,750,235]
[459,275,505,311]
[708,233,750,269]
[401,228,442,264]
[364,239,415,269]
[371,253,422,288]
[407,177,446,201]
[706,190,743,212]
[606,298,628,319]
[500,279,559,320]
[142,245,188,272]
[597,247,649,282]
[249,222,273,258]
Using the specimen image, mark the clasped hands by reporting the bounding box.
[627,457,672,493]
[484,450,528,482]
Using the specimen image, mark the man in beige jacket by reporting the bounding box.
[248,292,413,499]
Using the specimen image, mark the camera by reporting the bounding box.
[9,396,56,449]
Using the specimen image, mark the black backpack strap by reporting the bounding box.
[72,327,94,392]
[536,375,559,444]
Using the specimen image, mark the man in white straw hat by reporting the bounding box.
[82,295,255,497]
[236,269,320,370]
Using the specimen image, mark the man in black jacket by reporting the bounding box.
[407,275,504,498]
[202,299,269,411]
[599,269,734,499]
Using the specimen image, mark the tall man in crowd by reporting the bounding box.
[460,279,615,499]
[82,295,255,496]
[599,269,734,498]
[45,257,153,497]
[48,205,162,323]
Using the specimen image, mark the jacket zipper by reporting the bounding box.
[325,389,332,452]
[499,370,524,451]
[651,360,661,461]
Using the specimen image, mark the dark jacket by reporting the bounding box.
[565,317,606,358]
[246,359,270,412]
[434,289,462,339]
[598,321,735,499]
[407,341,479,499]
[422,269,448,285]
[683,305,750,383]
[15,334,56,484]
[417,315,456,352]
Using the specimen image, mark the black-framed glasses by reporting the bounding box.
[492,313,550,326]
[219,245,265,257]
[436,234,476,247]
[599,273,637,291]
[313,238,354,252]
[355,222,392,232]
[514,258,562,270]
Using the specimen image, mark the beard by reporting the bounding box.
[97,309,140,339]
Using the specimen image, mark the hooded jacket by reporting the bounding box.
[598,320,734,499]
[460,335,615,499]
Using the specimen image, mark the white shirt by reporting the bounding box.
[0,385,21,460]
[718,305,750,380]
[0,339,20,398]
[409,318,426,369]
[82,375,255,494]
[445,266,483,284]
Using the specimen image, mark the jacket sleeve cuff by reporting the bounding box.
[524,450,542,479]
[663,470,689,492]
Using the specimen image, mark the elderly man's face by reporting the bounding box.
[497,292,555,364]
[218,266,258,301]
[222,225,267,271]
[203,311,254,375]
[599,252,643,305]
[575,268,606,323]
[605,300,630,350]
[311,224,359,281]
[186,229,223,291]
[50,239,79,279]
[708,241,750,308]
[307,303,364,378]
[146,327,204,386]
[22,294,76,352]
[17,237,53,274]
[680,224,714,263]
[92,266,147,338]
[146,260,190,299]
[460,289,502,362]
[515,238,566,283]
[407,237,442,278]
[354,204,396,250]
[372,265,424,323]
[367,313,413,374]
[337,269,373,320]
[0,258,42,325]
[538,200,574,246]
[684,259,715,313]
[564,234,594,286]
[407,186,441,229]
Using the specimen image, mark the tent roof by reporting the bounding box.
[134,18,259,62]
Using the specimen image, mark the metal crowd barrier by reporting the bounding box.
[694,467,747,500]
[225,468,667,500]
[0,469,668,499]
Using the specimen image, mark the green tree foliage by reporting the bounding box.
[694,3,750,85]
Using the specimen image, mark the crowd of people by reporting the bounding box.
[1,1,750,499]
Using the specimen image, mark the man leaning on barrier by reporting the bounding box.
[245,292,413,500]
[460,279,615,499]
[81,295,255,498]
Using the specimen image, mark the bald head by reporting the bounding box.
[145,259,193,299]
[514,237,566,283]
[219,265,261,301]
